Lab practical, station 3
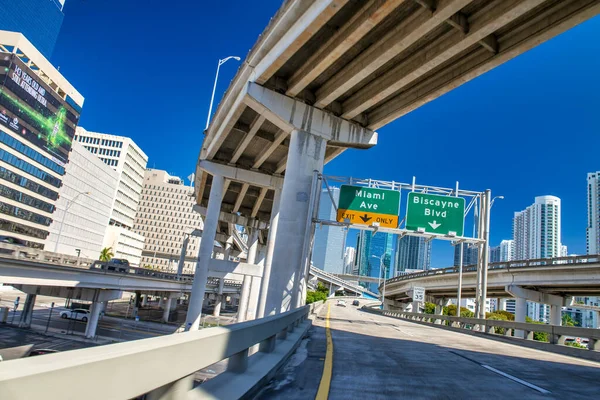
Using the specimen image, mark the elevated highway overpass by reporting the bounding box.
[189,0,600,329]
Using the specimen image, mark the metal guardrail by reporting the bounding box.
[366,307,600,351]
[0,301,324,400]
[386,254,600,284]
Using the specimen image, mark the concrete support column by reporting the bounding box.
[185,174,225,331]
[515,297,527,339]
[550,304,561,326]
[18,293,36,328]
[85,301,102,339]
[257,189,282,318]
[141,295,148,307]
[224,237,233,261]
[238,228,259,322]
[264,130,326,316]
[158,297,164,309]
[163,297,172,323]
[213,279,225,317]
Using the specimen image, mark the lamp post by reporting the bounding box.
[479,194,504,318]
[372,254,386,309]
[205,56,241,130]
[54,191,91,253]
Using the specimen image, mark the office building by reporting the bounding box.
[355,230,394,293]
[489,245,500,263]
[311,188,345,274]
[0,32,83,248]
[564,297,599,328]
[561,245,568,257]
[343,247,356,274]
[513,195,562,260]
[74,127,148,230]
[44,141,118,257]
[527,302,550,324]
[0,1,66,58]
[394,235,431,273]
[499,239,514,261]
[453,244,479,267]
[587,172,600,255]
[133,169,203,274]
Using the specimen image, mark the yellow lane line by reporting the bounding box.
[316,303,333,400]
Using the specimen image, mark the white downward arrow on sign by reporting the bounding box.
[428,221,441,230]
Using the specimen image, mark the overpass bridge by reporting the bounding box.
[189,0,600,331]
[383,254,600,335]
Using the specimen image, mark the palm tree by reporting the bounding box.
[99,247,114,262]
[562,313,577,327]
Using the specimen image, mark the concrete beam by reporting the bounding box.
[245,83,377,148]
[254,0,349,84]
[198,159,284,189]
[252,130,288,169]
[251,187,268,218]
[285,0,406,97]
[505,285,567,307]
[367,0,600,130]
[231,115,266,164]
[15,285,123,302]
[341,0,546,119]
[208,259,263,278]
[314,0,473,108]
[232,183,249,213]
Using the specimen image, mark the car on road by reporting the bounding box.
[336,300,347,307]
[352,299,360,306]
[60,309,90,322]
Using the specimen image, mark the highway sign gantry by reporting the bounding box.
[406,192,465,236]
[336,185,400,228]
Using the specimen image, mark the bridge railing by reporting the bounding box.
[386,254,600,284]
[0,301,324,400]
[366,307,600,353]
[310,266,377,296]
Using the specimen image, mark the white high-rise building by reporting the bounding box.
[513,195,561,260]
[311,188,345,274]
[74,127,147,264]
[587,172,600,255]
[74,127,148,229]
[44,142,118,258]
[343,247,356,274]
[499,239,514,261]
[560,245,568,257]
[133,169,203,274]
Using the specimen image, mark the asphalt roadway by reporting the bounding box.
[258,300,600,400]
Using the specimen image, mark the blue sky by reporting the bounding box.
[53,1,600,268]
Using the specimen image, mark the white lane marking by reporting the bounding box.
[481,365,551,394]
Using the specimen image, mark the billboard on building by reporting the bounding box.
[0,53,80,165]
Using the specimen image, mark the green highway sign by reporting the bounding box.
[337,185,400,228]
[406,192,465,236]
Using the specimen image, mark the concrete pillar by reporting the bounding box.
[163,297,172,323]
[550,304,561,326]
[85,301,102,339]
[158,297,164,309]
[18,294,36,328]
[224,237,233,261]
[257,189,282,318]
[213,279,225,317]
[247,276,262,321]
[141,295,148,307]
[264,130,326,316]
[499,298,507,311]
[238,228,259,322]
[185,174,225,331]
[515,297,527,338]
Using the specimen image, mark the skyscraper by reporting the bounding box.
[0,1,67,59]
[311,187,345,273]
[356,230,393,293]
[499,239,514,261]
[0,32,83,249]
[489,245,500,263]
[343,247,356,274]
[133,169,203,274]
[394,235,431,273]
[587,172,600,254]
[513,195,561,259]
[453,244,479,266]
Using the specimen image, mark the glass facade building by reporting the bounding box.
[311,188,345,274]
[395,235,431,273]
[0,0,66,59]
[355,230,394,293]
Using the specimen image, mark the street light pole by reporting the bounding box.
[54,191,91,253]
[205,56,241,130]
